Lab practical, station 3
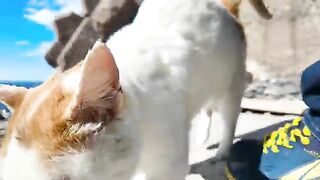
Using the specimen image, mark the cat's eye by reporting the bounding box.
[0,103,11,120]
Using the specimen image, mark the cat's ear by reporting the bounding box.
[66,41,121,123]
[77,41,119,101]
[0,85,27,109]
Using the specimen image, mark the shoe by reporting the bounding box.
[259,113,320,180]
[260,60,320,179]
[226,60,320,180]
[225,119,293,180]
[225,115,320,180]
[225,139,269,180]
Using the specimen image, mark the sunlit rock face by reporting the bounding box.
[45,0,139,71]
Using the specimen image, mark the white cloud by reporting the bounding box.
[24,8,57,29]
[15,41,30,46]
[54,0,83,14]
[24,0,83,29]
[25,41,53,57]
[28,0,50,7]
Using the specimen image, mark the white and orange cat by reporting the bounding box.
[0,0,271,179]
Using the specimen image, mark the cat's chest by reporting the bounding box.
[54,126,140,180]
[2,122,140,180]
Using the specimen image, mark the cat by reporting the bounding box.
[199,0,271,146]
[221,0,272,19]
[0,0,262,179]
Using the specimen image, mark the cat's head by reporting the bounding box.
[0,41,125,179]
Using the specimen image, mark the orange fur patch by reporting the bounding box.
[222,0,241,18]
[1,63,123,160]
[221,0,272,20]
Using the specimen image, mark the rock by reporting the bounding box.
[267,81,300,96]
[244,78,301,100]
[135,0,143,4]
[244,81,267,98]
[57,18,99,71]
[54,13,83,43]
[45,0,139,69]
[240,0,320,78]
[82,0,100,16]
[91,0,139,41]
[244,89,260,99]
[45,42,64,67]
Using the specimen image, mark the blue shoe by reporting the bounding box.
[260,114,320,180]
[226,60,320,179]
[225,115,320,180]
[260,61,320,180]
[259,60,320,179]
[225,139,268,180]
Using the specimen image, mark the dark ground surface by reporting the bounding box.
[245,78,301,100]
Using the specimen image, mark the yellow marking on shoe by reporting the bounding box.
[290,130,297,142]
[292,117,302,126]
[263,117,312,154]
[303,126,311,136]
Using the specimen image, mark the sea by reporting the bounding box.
[0,80,42,89]
[0,81,42,117]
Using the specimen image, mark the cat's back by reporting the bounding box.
[107,0,245,94]
[133,0,236,37]
[108,0,244,65]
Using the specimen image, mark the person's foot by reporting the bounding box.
[225,139,269,180]
[226,60,320,179]
[226,115,320,180]
[260,114,320,179]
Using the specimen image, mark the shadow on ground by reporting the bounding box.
[190,126,277,180]
[190,158,228,180]
[190,140,268,180]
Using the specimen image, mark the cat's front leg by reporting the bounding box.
[137,109,189,180]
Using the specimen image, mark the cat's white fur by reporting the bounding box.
[1,0,246,179]
[3,119,140,180]
[106,0,246,179]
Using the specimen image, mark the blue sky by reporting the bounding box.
[0,0,82,81]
